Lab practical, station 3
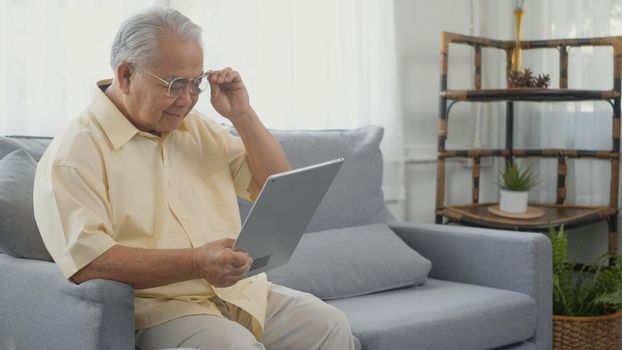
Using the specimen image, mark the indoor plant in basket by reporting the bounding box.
[498,160,537,213]
[548,225,622,350]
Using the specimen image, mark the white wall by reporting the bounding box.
[394,0,490,223]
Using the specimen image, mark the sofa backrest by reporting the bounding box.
[0,136,51,161]
[0,125,392,261]
[238,125,393,232]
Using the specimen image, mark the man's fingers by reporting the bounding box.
[228,250,251,268]
[223,70,240,84]
[208,68,241,85]
[228,253,252,273]
[197,239,253,287]
[210,68,227,84]
[216,238,235,248]
[221,68,232,83]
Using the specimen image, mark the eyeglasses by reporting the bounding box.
[137,66,209,98]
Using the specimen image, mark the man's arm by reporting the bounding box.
[208,68,290,198]
[72,239,252,289]
[231,108,290,193]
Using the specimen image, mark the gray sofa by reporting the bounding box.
[0,126,552,350]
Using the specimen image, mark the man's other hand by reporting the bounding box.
[193,238,253,288]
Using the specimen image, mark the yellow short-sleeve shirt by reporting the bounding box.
[33,80,270,338]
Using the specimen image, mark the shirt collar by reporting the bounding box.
[90,79,192,149]
[90,79,141,150]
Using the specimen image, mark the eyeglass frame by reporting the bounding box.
[135,65,210,98]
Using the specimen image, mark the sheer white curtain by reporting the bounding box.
[525,0,621,206]
[173,0,404,200]
[480,0,622,206]
[0,0,404,201]
[0,0,160,136]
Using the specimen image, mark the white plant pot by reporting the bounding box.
[499,188,529,213]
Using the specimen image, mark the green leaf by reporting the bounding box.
[549,224,622,316]
[593,290,622,312]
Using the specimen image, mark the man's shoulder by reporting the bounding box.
[46,110,108,164]
[34,109,109,184]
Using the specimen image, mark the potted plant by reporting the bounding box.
[548,225,622,350]
[498,160,538,213]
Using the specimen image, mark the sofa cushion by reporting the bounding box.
[0,150,52,261]
[327,279,537,350]
[267,223,431,300]
[238,125,392,232]
[0,135,51,161]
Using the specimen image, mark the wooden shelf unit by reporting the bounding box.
[435,32,622,257]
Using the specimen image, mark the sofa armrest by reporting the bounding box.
[388,221,552,349]
[388,221,551,295]
[0,254,135,350]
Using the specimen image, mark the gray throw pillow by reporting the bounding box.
[0,149,53,261]
[238,126,393,232]
[267,223,432,300]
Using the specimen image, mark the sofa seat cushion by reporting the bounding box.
[267,224,431,300]
[327,279,537,350]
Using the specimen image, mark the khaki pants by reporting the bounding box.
[135,284,355,350]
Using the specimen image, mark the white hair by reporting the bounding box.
[110,7,203,70]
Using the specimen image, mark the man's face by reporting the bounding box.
[126,35,204,134]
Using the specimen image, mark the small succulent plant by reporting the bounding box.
[498,160,538,192]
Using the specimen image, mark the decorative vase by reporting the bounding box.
[553,311,622,350]
[499,188,528,213]
[511,8,524,73]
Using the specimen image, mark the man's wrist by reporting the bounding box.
[190,247,202,280]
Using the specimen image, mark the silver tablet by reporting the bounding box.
[233,158,344,277]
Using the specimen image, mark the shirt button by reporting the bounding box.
[168,181,172,187]
[183,216,189,221]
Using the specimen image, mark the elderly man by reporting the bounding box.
[33,7,354,350]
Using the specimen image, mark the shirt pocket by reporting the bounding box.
[193,170,240,230]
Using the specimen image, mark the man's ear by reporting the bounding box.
[116,62,134,95]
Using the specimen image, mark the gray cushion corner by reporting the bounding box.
[267,223,431,300]
[0,135,52,161]
[0,149,52,261]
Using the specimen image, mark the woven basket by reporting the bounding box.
[553,311,622,350]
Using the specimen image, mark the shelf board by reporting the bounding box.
[441,89,620,101]
[438,149,618,160]
[437,203,617,231]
